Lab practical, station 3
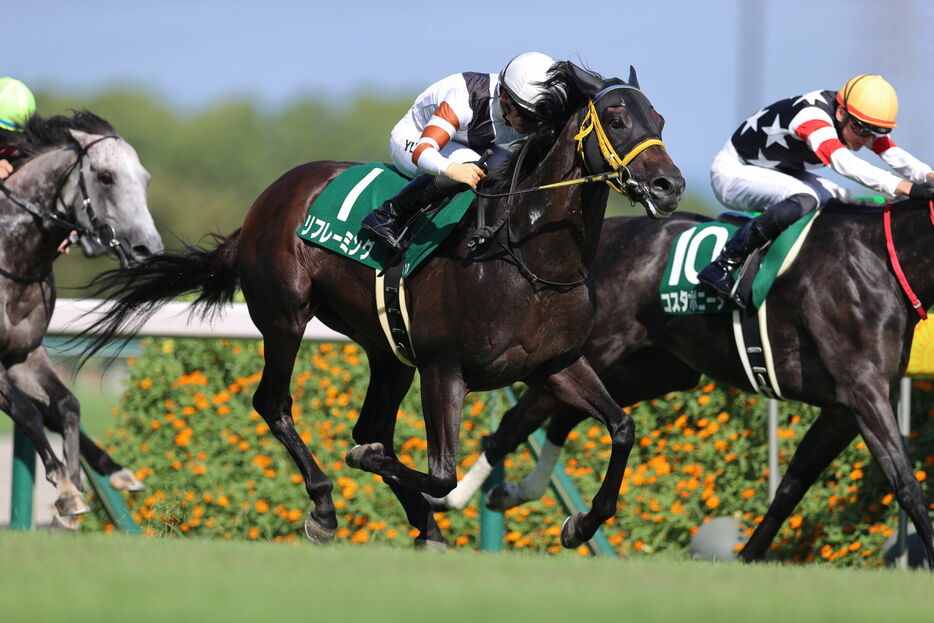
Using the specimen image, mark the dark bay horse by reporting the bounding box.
[440,201,934,566]
[0,112,161,519]
[79,64,684,548]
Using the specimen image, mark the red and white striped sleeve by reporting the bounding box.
[871,137,933,184]
[789,107,902,197]
[410,76,474,177]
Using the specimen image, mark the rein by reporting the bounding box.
[0,134,130,275]
[883,201,934,320]
[466,86,666,288]
[473,85,664,210]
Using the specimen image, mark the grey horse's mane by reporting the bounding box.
[0,110,117,162]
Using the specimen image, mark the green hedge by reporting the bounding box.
[80,338,934,565]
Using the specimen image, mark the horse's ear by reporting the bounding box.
[68,129,99,148]
[566,62,604,98]
[627,65,640,89]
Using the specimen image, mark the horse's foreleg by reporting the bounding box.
[349,351,445,547]
[0,365,89,516]
[347,364,465,499]
[253,322,337,544]
[34,394,144,491]
[527,355,633,549]
[9,347,140,493]
[8,347,84,491]
[740,407,858,562]
[849,382,934,569]
[475,394,577,512]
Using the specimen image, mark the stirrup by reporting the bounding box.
[698,263,744,309]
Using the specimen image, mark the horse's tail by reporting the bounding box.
[77,229,242,365]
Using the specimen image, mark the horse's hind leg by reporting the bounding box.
[252,319,337,543]
[846,382,934,568]
[349,350,445,547]
[346,363,466,499]
[740,406,858,562]
[0,362,89,516]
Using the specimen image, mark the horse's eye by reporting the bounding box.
[97,171,114,185]
[609,118,625,130]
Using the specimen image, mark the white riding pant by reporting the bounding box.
[709,141,852,212]
[389,117,512,179]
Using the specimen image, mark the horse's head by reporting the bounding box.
[66,129,164,267]
[570,65,684,218]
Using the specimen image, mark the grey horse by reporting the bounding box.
[0,111,162,521]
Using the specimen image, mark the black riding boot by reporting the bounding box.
[697,219,769,308]
[361,174,465,250]
[699,194,818,307]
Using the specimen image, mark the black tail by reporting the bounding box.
[76,230,242,366]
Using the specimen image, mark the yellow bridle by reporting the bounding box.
[573,94,665,194]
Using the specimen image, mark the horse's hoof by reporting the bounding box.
[485,481,525,512]
[50,513,80,533]
[304,512,336,545]
[345,442,384,471]
[414,538,447,552]
[109,468,146,491]
[422,493,450,512]
[55,493,91,517]
[560,512,587,549]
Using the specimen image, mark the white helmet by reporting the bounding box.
[500,52,556,112]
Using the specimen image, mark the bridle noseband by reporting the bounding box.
[572,84,665,203]
[465,83,668,288]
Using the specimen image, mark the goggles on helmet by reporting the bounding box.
[847,114,891,139]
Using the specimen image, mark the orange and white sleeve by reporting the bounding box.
[411,100,462,176]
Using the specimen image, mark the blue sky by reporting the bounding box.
[8,0,934,202]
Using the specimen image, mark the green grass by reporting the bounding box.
[0,531,930,623]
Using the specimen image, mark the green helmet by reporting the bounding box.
[0,77,36,131]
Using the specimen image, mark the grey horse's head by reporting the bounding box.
[65,129,163,265]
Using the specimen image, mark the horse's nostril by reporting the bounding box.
[132,245,154,258]
[653,175,685,198]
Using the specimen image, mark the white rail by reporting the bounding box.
[47,298,349,341]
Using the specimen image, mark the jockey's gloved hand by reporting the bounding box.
[908,180,934,200]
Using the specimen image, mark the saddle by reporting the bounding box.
[296,163,479,368]
[659,209,824,398]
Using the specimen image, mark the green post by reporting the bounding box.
[11,426,36,531]
[479,435,505,552]
[82,457,143,535]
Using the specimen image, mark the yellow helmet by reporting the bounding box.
[0,77,36,131]
[835,74,898,129]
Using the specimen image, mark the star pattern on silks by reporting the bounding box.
[745,149,783,168]
[740,108,769,134]
[762,113,790,149]
[793,90,827,107]
[731,90,836,172]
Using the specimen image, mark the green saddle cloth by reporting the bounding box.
[659,210,820,315]
[296,162,475,277]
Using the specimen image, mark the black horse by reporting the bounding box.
[0,112,161,520]
[440,202,934,566]
[78,63,684,549]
